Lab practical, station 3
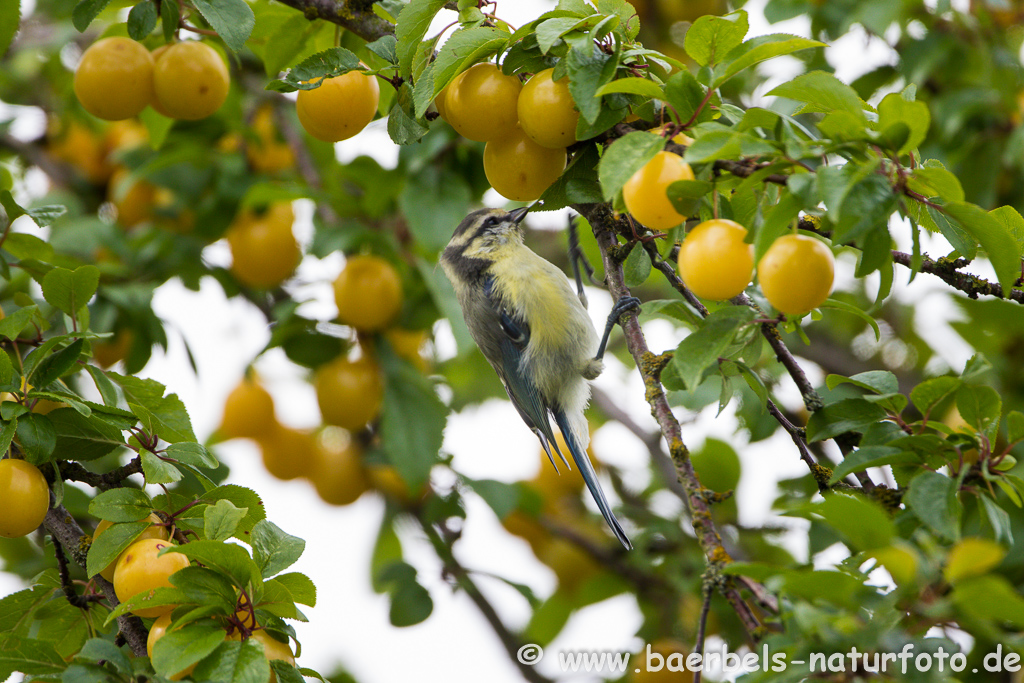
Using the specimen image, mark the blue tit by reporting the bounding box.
[440,206,639,550]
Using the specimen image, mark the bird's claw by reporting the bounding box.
[611,296,642,321]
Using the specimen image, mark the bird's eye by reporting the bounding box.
[482,216,499,229]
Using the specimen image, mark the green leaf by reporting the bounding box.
[794,493,894,551]
[909,376,961,417]
[200,485,266,536]
[0,419,17,461]
[714,33,824,88]
[165,442,218,469]
[126,0,157,40]
[140,450,182,485]
[978,493,1014,544]
[466,478,520,519]
[251,519,305,579]
[905,470,961,542]
[622,242,651,287]
[30,339,85,389]
[956,384,1001,440]
[0,305,37,341]
[565,45,616,124]
[379,349,447,491]
[805,398,888,443]
[944,537,1007,584]
[0,0,19,58]
[907,161,964,202]
[259,13,324,78]
[89,488,152,523]
[387,82,430,146]
[598,131,664,201]
[684,12,748,67]
[264,572,317,607]
[666,179,714,218]
[266,48,362,93]
[951,574,1024,627]
[2,233,55,263]
[671,307,756,391]
[77,638,131,673]
[0,351,12,390]
[366,35,398,65]
[192,640,269,683]
[818,299,881,341]
[71,0,112,31]
[1007,410,1024,444]
[990,205,1024,255]
[110,372,196,443]
[41,266,99,318]
[875,91,930,154]
[164,540,259,592]
[432,27,508,96]
[767,70,867,122]
[161,0,178,42]
[190,0,254,54]
[664,69,713,127]
[826,370,898,395]
[16,413,55,464]
[85,519,155,578]
[943,201,1023,295]
[594,77,664,99]
[152,619,229,679]
[829,446,918,484]
[203,499,247,543]
[395,0,447,79]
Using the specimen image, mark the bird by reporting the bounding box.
[440,206,639,550]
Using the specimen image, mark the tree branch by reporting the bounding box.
[270,0,395,41]
[420,520,554,683]
[43,505,149,656]
[574,201,768,640]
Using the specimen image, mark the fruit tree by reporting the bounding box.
[1,0,1023,682]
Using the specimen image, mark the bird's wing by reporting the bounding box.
[484,277,568,470]
[552,408,633,550]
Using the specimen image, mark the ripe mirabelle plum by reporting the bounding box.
[333,255,403,332]
[108,168,156,228]
[677,219,753,300]
[757,234,835,315]
[308,428,370,506]
[220,375,277,440]
[257,425,315,481]
[152,41,230,121]
[147,614,196,681]
[483,126,567,202]
[74,37,154,121]
[227,203,301,289]
[92,329,133,369]
[622,150,695,230]
[250,629,296,682]
[366,464,426,505]
[445,63,522,142]
[518,68,580,149]
[314,355,383,431]
[113,538,190,618]
[247,105,295,174]
[296,70,379,143]
[93,513,168,582]
[0,459,49,538]
[434,83,451,121]
[47,119,112,184]
[384,328,429,372]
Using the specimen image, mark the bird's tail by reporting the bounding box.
[551,408,632,550]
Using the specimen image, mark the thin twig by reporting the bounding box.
[420,520,554,683]
[270,0,396,40]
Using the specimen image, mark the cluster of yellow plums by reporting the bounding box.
[623,132,835,316]
[74,37,229,121]
[90,520,295,680]
[436,63,578,201]
[221,253,427,505]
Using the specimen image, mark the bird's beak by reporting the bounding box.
[509,206,529,224]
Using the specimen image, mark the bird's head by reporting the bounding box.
[442,207,529,266]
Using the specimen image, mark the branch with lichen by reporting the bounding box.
[270,0,395,41]
[574,201,769,641]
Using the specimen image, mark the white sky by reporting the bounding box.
[0,1,986,682]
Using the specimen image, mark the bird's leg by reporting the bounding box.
[595,296,642,361]
[568,219,598,307]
